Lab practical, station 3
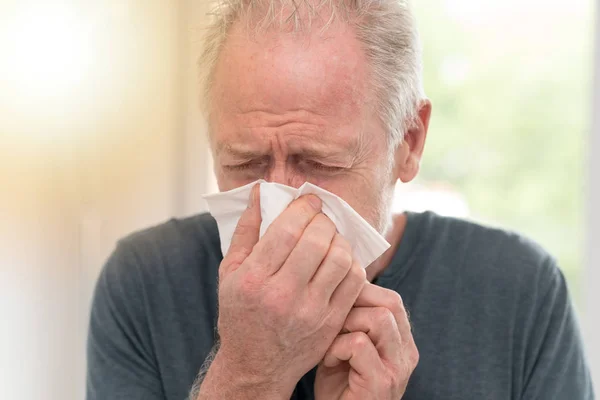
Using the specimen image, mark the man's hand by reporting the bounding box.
[314,283,419,400]
[198,185,367,399]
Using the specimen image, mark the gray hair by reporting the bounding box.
[199,0,425,147]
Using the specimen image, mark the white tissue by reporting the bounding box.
[203,180,391,269]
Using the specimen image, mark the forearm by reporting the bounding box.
[193,350,291,400]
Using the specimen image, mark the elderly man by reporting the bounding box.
[86,0,594,399]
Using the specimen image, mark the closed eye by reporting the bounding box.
[223,159,268,171]
[301,160,345,173]
[224,163,253,171]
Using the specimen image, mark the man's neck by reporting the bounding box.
[366,213,408,282]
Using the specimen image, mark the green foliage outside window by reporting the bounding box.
[412,0,594,307]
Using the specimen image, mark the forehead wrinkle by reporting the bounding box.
[235,108,330,125]
[215,128,363,162]
[221,111,356,150]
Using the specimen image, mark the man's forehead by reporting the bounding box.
[211,17,372,120]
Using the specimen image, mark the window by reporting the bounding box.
[394,0,594,309]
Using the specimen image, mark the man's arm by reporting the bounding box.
[188,341,220,400]
[521,260,595,399]
[191,346,287,400]
[86,242,164,400]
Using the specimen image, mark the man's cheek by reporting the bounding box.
[215,173,243,192]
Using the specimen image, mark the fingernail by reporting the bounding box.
[307,194,322,210]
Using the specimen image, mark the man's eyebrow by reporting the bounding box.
[216,144,263,158]
[290,140,362,160]
[295,147,344,160]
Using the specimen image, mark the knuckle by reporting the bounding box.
[298,302,321,326]
[268,301,289,318]
[222,252,247,271]
[351,332,371,350]
[322,304,346,331]
[218,264,229,283]
[323,313,343,333]
[305,233,330,255]
[333,234,352,252]
[242,257,262,274]
[238,270,262,298]
[372,307,395,327]
[329,246,353,270]
[385,290,404,315]
[262,286,293,316]
[349,262,367,282]
[307,285,327,306]
[408,347,420,368]
[279,226,302,248]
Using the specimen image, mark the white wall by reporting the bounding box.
[0,143,81,400]
[179,0,219,215]
[0,1,212,399]
[74,1,183,398]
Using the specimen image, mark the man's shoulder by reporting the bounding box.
[89,213,222,399]
[427,212,552,262]
[101,212,222,289]
[119,212,220,256]
[417,212,563,294]
[410,212,571,342]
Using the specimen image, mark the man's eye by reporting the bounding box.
[224,162,261,171]
[305,160,344,172]
[226,163,252,171]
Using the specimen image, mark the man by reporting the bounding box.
[86,0,595,399]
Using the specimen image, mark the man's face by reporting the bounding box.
[209,20,396,233]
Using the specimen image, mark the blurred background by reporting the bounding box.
[0,0,598,399]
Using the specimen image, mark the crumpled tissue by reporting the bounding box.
[203,180,390,268]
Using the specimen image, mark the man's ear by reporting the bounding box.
[394,99,432,183]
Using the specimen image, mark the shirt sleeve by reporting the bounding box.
[520,259,595,400]
[86,241,165,400]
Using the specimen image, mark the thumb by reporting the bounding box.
[221,184,261,276]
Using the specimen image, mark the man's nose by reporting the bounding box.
[264,162,304,188]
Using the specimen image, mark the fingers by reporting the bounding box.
[277,213,336,285]
[245,194,322,276]
[342,306,402,360]
[322,332,384,379]
[354,283,413,347]
[311,234,358,300]
[221,184,261,277]
[328,259,366,316]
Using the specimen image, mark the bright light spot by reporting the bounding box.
[440,56,471,86]
[2,3,91,99]
[392,182,470,218]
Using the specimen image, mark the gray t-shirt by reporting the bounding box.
[86,211,594,400]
